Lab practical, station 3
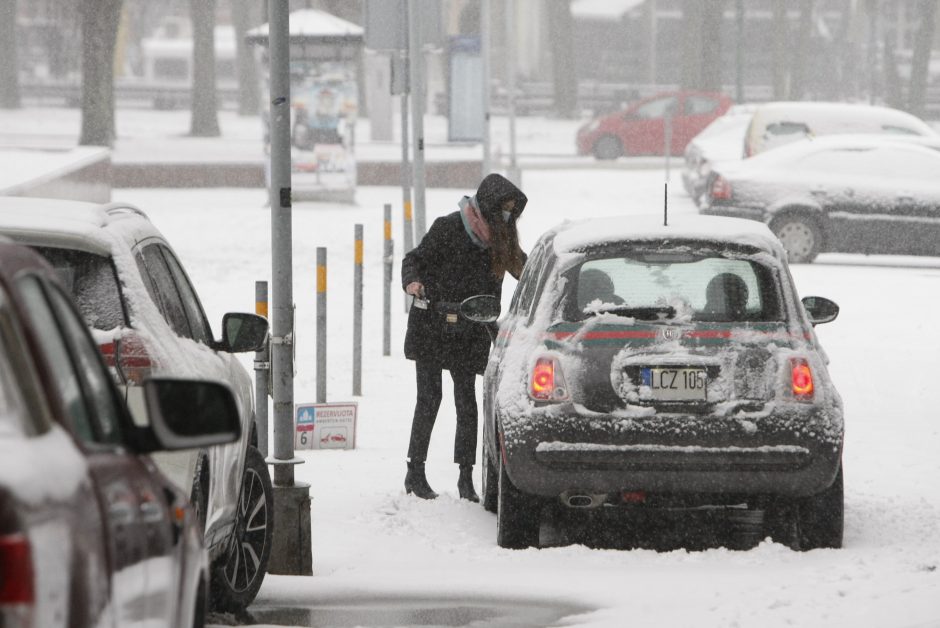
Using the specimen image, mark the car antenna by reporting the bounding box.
[664,181,668,226]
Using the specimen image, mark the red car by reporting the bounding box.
[576,91,733,160]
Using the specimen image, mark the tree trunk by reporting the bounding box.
[79,0,123,146]
[772,1,788,100]
[232,0,260,116]
[789,0,814,99]
[883,33,904,109]
[700,0,724,92]
[0,0,20,109]
[680,1,704,89]
[190,0,221,137]
[548,0,577,118]
[908,0,937,118]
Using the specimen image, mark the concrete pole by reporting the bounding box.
[266,0,312,578]
[408,0,427,243]
[268,0,295,489]
[648,0,657,85]
[506,0,519,185]
[316,247,327,404]
[400,49,414,255]
[254,280,270,458]
[481,0,492,177]
[383,204,393,357]
[735,0,745,103]
[353,225,363,396]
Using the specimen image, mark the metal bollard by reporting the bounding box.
[383,204,393,357]
[254,281,270,457]
[402,199,414,313]
[353,225,363,396]
[316,247,327,403]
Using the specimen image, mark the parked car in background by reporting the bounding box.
[481,215,844,551]
[701,134,940,263]
[577,90,733,159]
[0,198,272,612]
[743,101,936,157]
[682,104,758,205]
[0,238,242,627]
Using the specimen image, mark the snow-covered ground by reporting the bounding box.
[114,168,940,628]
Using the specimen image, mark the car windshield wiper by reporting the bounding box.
[585,305,676,320]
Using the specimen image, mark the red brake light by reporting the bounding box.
[0,533,34,605]
[100,332,152,385]
[791,358,814,399]
[710,175,733,200]
[529,357,569,402]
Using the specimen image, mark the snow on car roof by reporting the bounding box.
[549,213,786,259]
[751,101,936,136]
[0,197,154,256]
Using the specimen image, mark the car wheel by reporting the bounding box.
[797,465,844,550]
[496,443,540,549]
[771,213,822,263]
[593,135,623,160]
[192,575,207,628]
[481,436,498,514]
[210,446,273,612]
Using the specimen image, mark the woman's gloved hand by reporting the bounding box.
[405,282,425,298]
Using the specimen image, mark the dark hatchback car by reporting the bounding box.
[481,215,844,551]
[701,134,940,263]
[0,240,241,627]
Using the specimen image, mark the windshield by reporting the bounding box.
[564,251,782,323]
[33,247,127,332]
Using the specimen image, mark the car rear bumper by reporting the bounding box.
[498,404,843,499]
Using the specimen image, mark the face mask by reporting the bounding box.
[502,210,512,223]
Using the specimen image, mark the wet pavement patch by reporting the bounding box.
[215,596,590,628]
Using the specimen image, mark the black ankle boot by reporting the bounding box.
[405,461,438,499]
[457,464,480,503]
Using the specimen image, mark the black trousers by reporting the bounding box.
[406,360,478,466]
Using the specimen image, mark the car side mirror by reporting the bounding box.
[221,312,269,353]
[802,296,839,326]
[136,378,241,452]
[460,295,501,324]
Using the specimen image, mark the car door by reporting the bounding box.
[870,145,940,256]
[622,95,678,155]
[15,275,159,626]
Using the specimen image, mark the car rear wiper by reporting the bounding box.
[586,305,676,320]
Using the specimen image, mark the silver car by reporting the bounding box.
[0,198,272,612]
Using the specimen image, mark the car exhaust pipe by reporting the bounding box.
[560,491,607,509]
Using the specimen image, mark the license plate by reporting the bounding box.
[641,368,707,401]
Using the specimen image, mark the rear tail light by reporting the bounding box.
[99,331,152,385]
[529,357,569,402]
[0,532,34,625]
[709,175,733,200]
[790,358,814,400]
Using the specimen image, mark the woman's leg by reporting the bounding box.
[407,360,443,463]
[450,369,478,466]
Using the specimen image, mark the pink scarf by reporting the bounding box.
[462,198,492,247]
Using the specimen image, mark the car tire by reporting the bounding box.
[593,135,623,160]
[192,575,208,628]
[496,445,540,549]
[481,436,498,514]
[797,465,844,550]
[771,213,822,263]
[210,446,273,612]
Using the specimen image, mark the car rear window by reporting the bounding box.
[564,252,782,323]
[33,247,127,332]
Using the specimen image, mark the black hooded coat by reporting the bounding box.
[401,174,527,375]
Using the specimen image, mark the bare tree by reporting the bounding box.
[772,2,789,100]
[789,0,814,99]
[79,0,123,146]
[190,0,220,136]
[908,0,937,118]
[232,0,260,115]
[548,0,577,118]
[700,0,724,92]
[680,1,704,90]
[0,0,20,109]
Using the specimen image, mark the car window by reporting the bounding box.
[510,243,545,317]
[46,286,125,445]
[160,247,213,344]
[565,254,781,322]
[633,96,678,120]
[685,96,718,116]
[881,125,920,135]
[764,121,811,138]
[32,246,127,331]
[0,294,29,438]
[17,276,97,443]
[137,243,193,339]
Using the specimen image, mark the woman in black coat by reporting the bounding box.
[401,173,528,500]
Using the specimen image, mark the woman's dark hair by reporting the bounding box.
[486,209,525,279]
